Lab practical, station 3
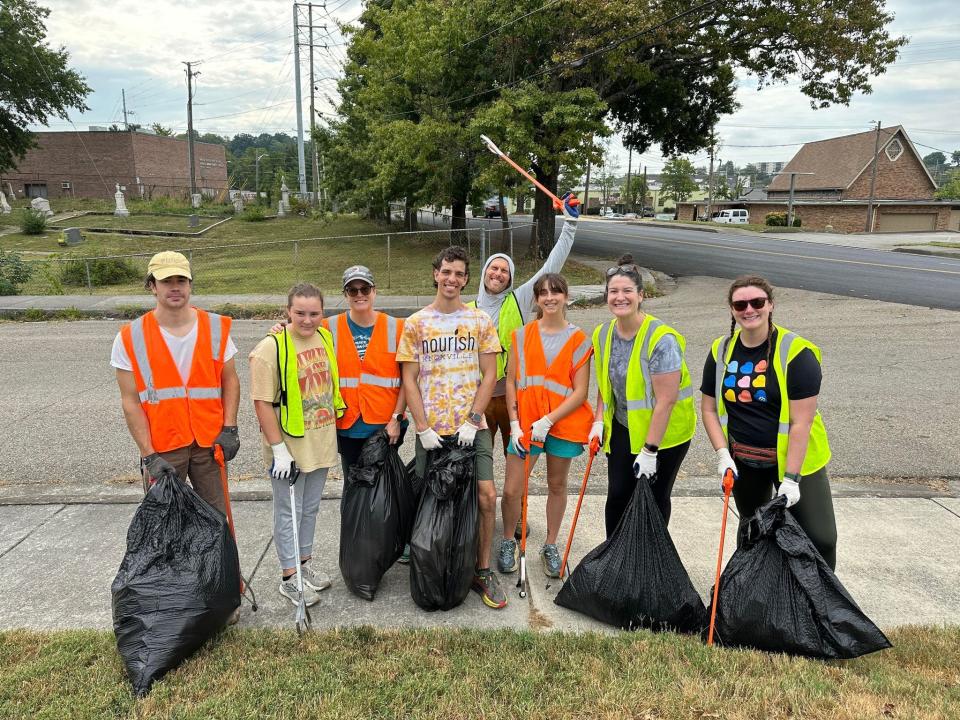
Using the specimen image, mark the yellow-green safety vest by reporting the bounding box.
[711,324,831,481]
[271,326,346,438]
[468,291,523,381]
[592,315,697,454]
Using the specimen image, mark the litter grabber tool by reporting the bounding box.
[213,444,258,612]
[480,135,581,212]
[517,452,532,599]
[707,468,735,646]
[553,436,600,588]
[287,463,312,635]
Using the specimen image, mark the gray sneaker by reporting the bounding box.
[299,562,332,592]
[541,543,562,578]
[497,538,519,574]
[279,578,321,607]
[471,568,507,609]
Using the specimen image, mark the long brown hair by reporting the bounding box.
[532,273,569,320]
[727,275,775,364]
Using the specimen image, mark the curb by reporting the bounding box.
[893,247,960,260]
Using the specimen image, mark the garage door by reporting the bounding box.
[876,212,937,232]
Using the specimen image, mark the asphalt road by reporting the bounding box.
[421,214,960,310]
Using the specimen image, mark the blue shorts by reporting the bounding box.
[507,434,584,459]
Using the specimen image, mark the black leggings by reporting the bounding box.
[605,419,690,536]
[732,462,838,570]
[336,434,368,483]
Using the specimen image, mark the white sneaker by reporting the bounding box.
[300,562,332,592]
[279,578,321,607]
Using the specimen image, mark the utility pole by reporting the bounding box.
[122,89,129,131]
[642,166,648,213]
[308,4,325,206]
[292,4,307,196]
[583,147,592,215]
[625,140,633,213]
[706,128,715,220]
[773,171,814,228]
[866,120,882,232]
[183,62,201,200]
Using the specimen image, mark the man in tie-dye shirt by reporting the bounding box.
[397,245,506,609]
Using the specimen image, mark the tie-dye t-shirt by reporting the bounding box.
[699,334,821,448]
[397,305,501,435]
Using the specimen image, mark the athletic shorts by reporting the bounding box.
[506,434,584,458]
[414,428,494,482]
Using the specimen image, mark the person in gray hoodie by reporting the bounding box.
[466,192,580,555]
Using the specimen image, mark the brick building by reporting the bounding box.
[678,126,960,232]
[0,130,228,201]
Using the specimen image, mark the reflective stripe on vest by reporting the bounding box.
[712,325,830,479]
[593,316,697,453]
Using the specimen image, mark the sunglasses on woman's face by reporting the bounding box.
[731,297,768,312]
[345,284,373,297]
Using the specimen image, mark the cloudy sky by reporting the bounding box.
[31,0,960,173]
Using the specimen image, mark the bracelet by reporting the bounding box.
[643,442,659,453]
[783,471,801,483]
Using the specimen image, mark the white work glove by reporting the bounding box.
[509,420,526,455]
[632,448,658,481]
[530,415,553,443]
[778,478,801,508]
[588,420,604,446]
[716,447,738,491]
[417,427,443,450]
[456,421,478,447]
[270,442,295,480]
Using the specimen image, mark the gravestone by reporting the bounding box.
[279,175,290,215]
[30,197,54,217]
[191,193,202,208]
[0,193,10,215]
[233,196,244,214]
[113,183,130,218]
[58,227,84,246]
[4,182,14,205]
[188,214,199,228]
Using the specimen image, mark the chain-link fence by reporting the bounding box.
[17,223,538,297]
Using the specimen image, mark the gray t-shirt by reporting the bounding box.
[609,330,682,426]
[539,323,579,368]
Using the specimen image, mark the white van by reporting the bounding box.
[711,209,749,224]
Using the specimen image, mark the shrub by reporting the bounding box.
[765,212,801,227]
[288,196,312,216]
[61,257,141,287]
[241,205,266,222]
[0,250,33,295]
[20,208,47,235]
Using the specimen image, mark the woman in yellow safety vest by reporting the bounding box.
[249,283,345,609]
[590,254,697,536]
[699,275,837,569]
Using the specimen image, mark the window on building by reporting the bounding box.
[885,138,904,162]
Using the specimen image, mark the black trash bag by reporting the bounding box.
[709,496,891,658]
[409,438,478,611]
[555,475,708,633]
[339,430,417,600]
[112,471,240,696]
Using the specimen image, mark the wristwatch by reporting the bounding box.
[392,413,404,423]
[643,442,659,453]
[468,411,483,425]
[783,471,801,483]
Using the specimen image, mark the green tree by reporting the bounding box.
[952,150,960,167]
[621,175,648,212]
[661,157,697,203]
[934,171,960,200]
[0,0,91,173]
[151,123,172,136]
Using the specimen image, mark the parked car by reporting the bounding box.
[641,207,655,217]
[484,198,500,218]
[711,209,749,224]
[624,212,638,219]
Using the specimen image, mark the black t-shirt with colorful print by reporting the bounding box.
[700,334,822,448]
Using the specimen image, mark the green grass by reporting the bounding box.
[49,213,223,232]
[1,211,603,296]
[930,241,960,249]
[0,626,957,719]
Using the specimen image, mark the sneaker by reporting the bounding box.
[300,562,332,592]
[279,578,321,607]
[472,568,507,609]
[541,543,562,578]
[514,519,531,542]
[497,538,519,574]
[397,544,411,564]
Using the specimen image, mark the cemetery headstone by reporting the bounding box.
[31,197,54,217]
[114,183,130,218]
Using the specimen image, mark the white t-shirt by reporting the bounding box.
[111,321,238,382]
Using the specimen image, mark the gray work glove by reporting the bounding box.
[214,425,240,461]
[143,453,177,481]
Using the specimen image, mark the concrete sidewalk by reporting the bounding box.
[1,494,958,632]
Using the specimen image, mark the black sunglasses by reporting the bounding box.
[345,285,373,297]
[606,264,640,277]
[731,297,768,311]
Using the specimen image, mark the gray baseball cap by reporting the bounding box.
[342,265,375,288]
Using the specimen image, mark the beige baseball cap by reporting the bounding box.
[148,251,192,281]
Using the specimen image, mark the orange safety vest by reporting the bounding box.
[324,311,403,429]
[121,308,231,453]
[512,321,594,446]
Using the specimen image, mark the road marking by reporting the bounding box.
[587,227,960,276]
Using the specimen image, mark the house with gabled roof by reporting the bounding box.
[677,126,960,232]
